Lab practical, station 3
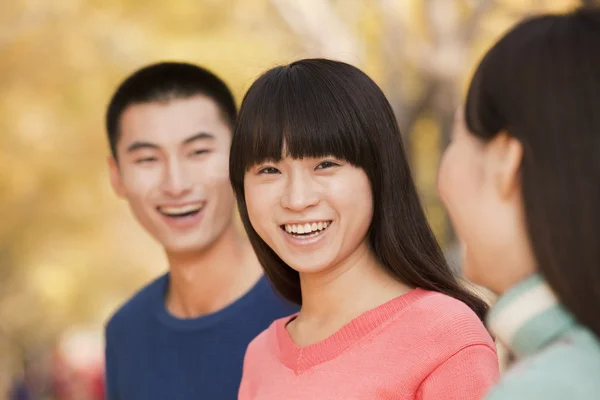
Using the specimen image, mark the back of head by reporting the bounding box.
[105,61,237,159]
[465,7,600,335]
[230,58,489,319]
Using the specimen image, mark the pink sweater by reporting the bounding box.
[239,288,499,399]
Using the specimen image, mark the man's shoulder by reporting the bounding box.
[245,275,300,319]
[105,273,167,336]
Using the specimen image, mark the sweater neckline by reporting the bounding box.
[275,288,427,373]
[156,273,270,331]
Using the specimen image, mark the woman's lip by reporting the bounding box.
[279,221,333,247]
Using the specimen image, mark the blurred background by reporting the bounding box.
[0,0,595,398]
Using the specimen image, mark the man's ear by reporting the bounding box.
[108,156,126,198]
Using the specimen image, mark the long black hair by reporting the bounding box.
[465,7,600,334]
[230,58,488,320]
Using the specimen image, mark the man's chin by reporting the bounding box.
[161,237,213,257]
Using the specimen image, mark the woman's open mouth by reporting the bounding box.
[280,220,332,239]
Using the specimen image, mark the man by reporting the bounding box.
[104,62,296,399]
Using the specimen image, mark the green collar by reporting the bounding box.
[487,274,576,358]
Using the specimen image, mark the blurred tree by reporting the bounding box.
[0,0,588,394]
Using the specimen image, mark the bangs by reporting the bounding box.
[231,63,373,175]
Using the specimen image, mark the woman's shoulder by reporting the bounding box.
[410,289,489,325]
[486,329,600,399]
[387,289,495,349]
[245,314,295,359]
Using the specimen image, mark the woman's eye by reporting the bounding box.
[258,166,280,174]
[316,161,340,170]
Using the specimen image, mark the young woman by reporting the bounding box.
[229,58,499,399]
[438,7,600,399]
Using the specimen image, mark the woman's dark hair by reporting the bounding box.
[229,58,488,319]
[465,7,600,335]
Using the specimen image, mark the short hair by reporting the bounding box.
[105,61,237,159]
[229,58,489,320]
[465,7,600,335]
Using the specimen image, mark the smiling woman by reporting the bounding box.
[244,154,373,276]
[229,58,499,400]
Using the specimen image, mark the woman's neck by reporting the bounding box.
[289,241,413,346]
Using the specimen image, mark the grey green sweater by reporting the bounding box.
[484,274,600,399]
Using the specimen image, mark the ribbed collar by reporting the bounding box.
[274,288,427,374]
[487,274,576,358]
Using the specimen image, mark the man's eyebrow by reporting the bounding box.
[125,133,214,153]
[183,132,215,145]
[126,141,159,153]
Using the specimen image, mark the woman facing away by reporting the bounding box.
[229,58,499,399]
[438,7,600,400]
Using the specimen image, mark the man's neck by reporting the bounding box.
[289,243,412,346]
[165,224,263,319]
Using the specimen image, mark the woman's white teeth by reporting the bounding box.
[284,221,330,235]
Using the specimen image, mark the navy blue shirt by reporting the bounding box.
[105,274,297,399]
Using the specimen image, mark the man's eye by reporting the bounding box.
[258,167,280,174]
[135,157,158,164]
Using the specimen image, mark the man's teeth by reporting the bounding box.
[159,203,203,216]
[284,221,331,234]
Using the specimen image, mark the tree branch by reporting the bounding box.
[461,0,496,42]
[270,0,365,64]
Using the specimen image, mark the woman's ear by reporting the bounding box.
[486,131,523,200]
